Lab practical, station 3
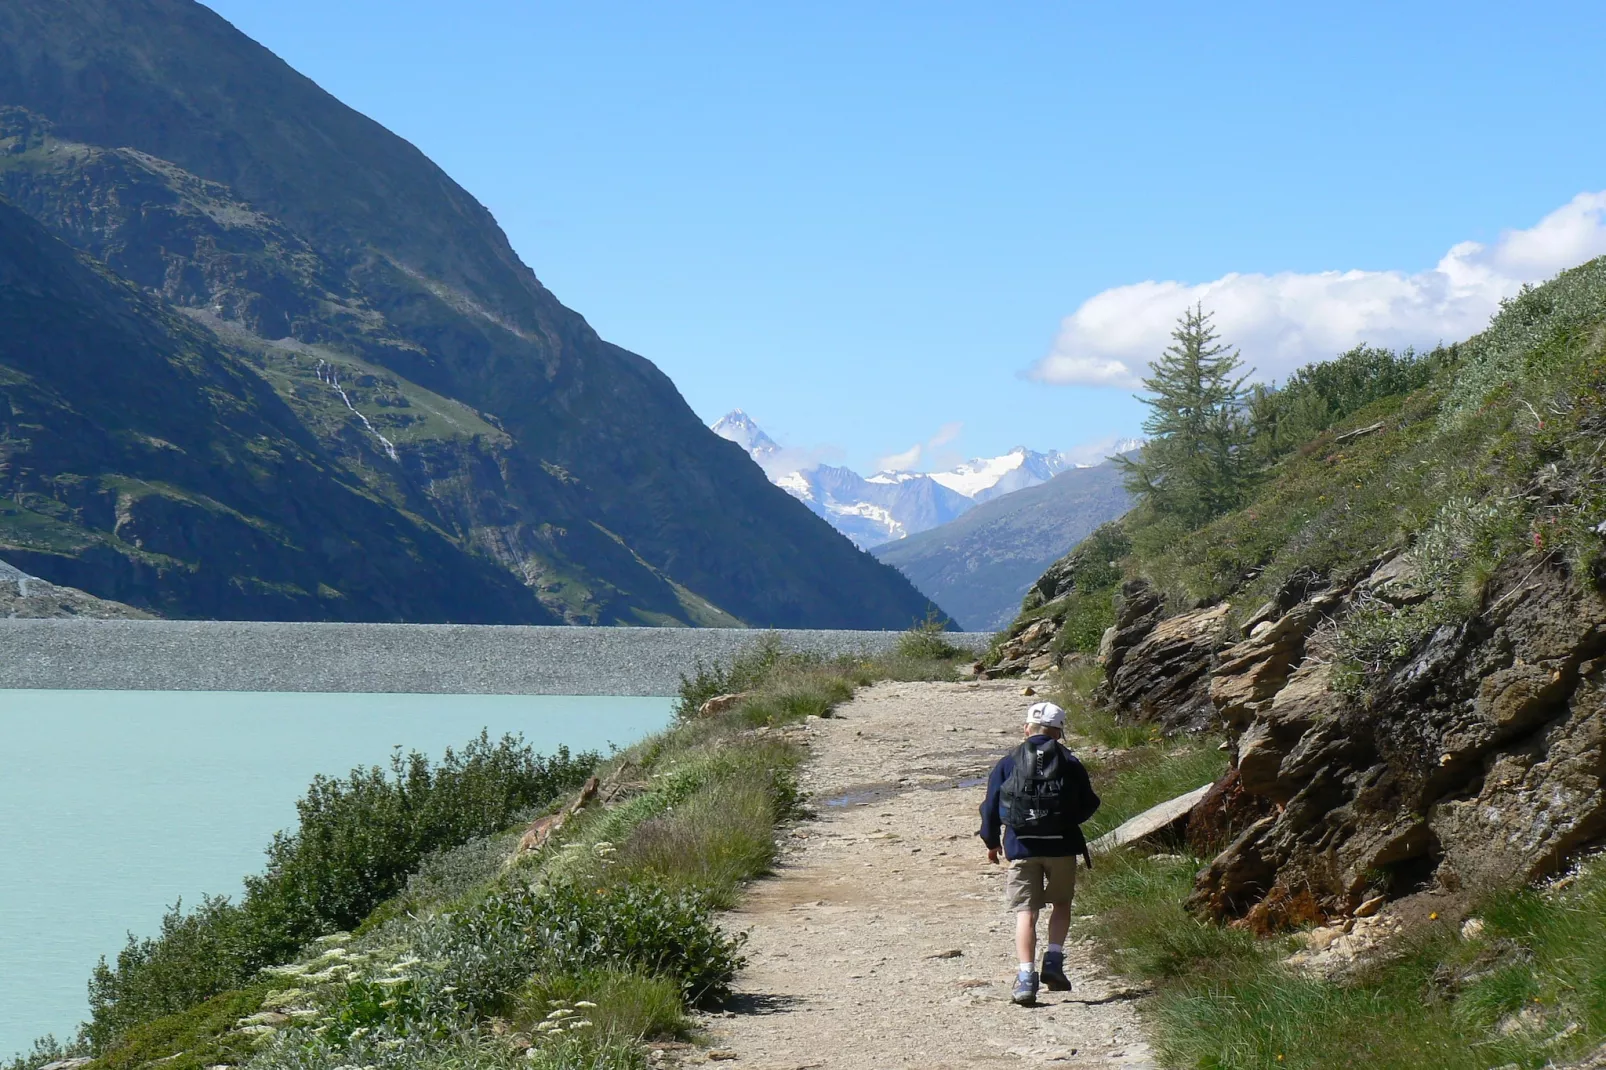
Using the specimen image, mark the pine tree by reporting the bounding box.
[1118,305,1253,525]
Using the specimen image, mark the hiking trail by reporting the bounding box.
[680,680,1158,1069]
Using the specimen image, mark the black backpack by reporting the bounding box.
[999,738,1079,838]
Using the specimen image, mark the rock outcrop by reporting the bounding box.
[1086,552,1606,931]
[0,556,150,618]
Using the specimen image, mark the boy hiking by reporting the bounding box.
[977,700,1100,1005]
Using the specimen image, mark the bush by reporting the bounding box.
[82,732,596,1051]
[247,732,596,946]
[406,879,744,1017]
[515,969,687,1043]
[85,896,254,1050]
[2,1036,88,1070]
[1249,344,1439,463]
[532,881,745,1005]
[674,634,789,720]
[893,613,966,661]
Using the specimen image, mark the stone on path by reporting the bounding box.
[1090,783,1214,854]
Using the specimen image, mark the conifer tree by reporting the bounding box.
[1118,305,1253,525]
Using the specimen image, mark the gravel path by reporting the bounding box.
[688,680,1156,1070]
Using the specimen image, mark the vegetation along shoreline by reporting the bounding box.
[5,624,974,1070]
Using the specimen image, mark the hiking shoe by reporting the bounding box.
[1011,969,1039,1006]
[1040,951,1071,991]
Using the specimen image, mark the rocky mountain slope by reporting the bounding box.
[711,408,1113,548]
[0,0,937,628]
[0,555,148,618]
[983,257,1606,929]
[872,457,1132,630]
[0,197,559,621]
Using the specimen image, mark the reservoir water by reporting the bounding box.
[0,689,674,1058]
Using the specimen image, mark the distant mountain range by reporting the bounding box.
[0,0,939,628]
[872,455,1135,631]
[712,410,1137,549]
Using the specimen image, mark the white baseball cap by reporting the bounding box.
[1026,701,1066,730]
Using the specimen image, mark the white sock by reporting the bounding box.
[1047,944,1064,955]
[1019,962,1034,974]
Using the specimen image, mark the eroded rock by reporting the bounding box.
[1108,601,1231,731]
[1186,557,1606,927]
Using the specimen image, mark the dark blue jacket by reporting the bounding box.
[978,735,1100,861]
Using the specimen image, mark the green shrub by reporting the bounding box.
[247,732,596,945]
[530,881,744,1005]
[893,613,966,661]
[674,634,790,719]
[1051,590,1118,655]
[1248,344,1439,463]
[84,897,254,1050]
[516,969,687,1042]
[91,986,273,1070]
[2,1035,89,1070]
[82,733,596,1051]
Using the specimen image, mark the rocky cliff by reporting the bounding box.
[0,0,938,627]
[984,257,1606,928]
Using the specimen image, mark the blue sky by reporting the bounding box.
[207,1,1606,473]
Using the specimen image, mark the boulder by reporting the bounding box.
[697,692,755,717]
[518,776,600,853]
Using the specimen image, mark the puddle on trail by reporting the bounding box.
[821,775,987,808]
[822,783,900,808]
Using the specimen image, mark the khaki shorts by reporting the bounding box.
[1004,854,1078,913]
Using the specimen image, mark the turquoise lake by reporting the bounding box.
[0,690,674,1058]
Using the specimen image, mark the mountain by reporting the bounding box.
[0,0,939,628]
[0,194,562,621]
[711,409,1124,549]
[871,457,1132,630]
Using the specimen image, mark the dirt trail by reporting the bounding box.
[687,680,1157,1069]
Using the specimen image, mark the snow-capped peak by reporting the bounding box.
[712,409,778,458]
[710,410,1141,548]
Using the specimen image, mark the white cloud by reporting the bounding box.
[1057,433,1145,467]
[876,421,967,472]
[926,421,963,449]
[1030,191,1606,388]
[754,444,841,479]
[877,443,924,471]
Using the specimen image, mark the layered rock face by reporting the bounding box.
[1095,555,1606,930]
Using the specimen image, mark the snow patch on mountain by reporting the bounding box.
[712,411,1140,549]
[711,409,778,460]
